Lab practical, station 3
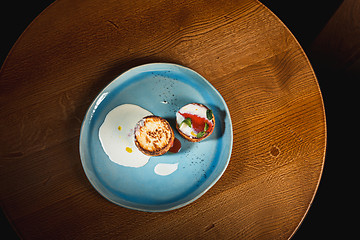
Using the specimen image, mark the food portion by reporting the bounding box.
[98,104,152,168]
[176,103,215,142]
[99,102,213,168]
[134,116,175,156]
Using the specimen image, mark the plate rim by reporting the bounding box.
[79,62,233,212]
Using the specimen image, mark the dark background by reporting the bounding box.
[0,0,348,239]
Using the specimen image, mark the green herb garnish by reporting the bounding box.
[196,131,206,138]
[180,118,192,128]
[206,109,213,120]
[204,122,209,131]
[197,122,209,138]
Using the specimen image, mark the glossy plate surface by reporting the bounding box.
[79,63,233,211]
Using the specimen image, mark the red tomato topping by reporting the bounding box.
[180,113,213,133]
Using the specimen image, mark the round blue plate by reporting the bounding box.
[79,63,233,212]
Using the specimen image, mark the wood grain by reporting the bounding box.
[0,0,326,239]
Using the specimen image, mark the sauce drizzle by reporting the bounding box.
[169,137,181,153]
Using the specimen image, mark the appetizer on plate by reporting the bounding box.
[134,116,175,156]
[176,103,215,142]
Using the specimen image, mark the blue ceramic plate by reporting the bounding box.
[79,63,233,212]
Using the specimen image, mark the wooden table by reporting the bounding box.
[0,0,326,239]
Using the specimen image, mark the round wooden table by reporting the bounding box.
[0,0,326,239]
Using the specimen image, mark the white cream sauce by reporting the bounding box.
[99,104,152,167]
[154,163,179,176]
